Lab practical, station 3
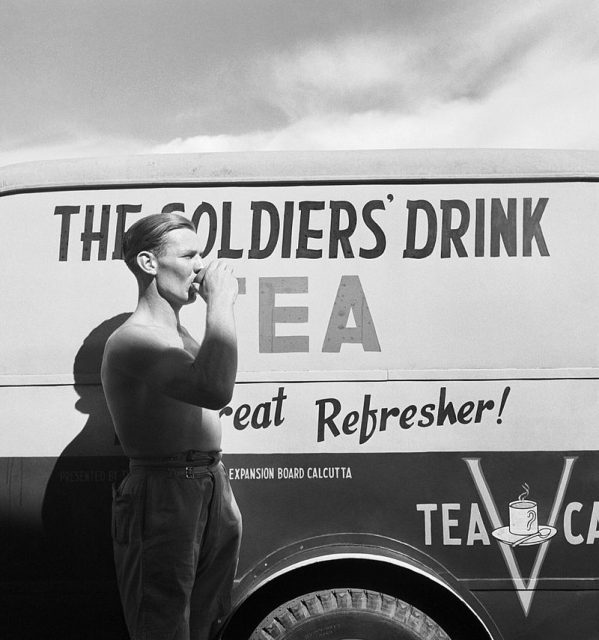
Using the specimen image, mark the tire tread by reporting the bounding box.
[250,588,452,640]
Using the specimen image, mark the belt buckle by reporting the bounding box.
[185,466,194,479]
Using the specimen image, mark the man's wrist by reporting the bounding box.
[206,295,235,313]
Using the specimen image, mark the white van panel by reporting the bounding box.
[1,182,597,380]
[0,171,597,457]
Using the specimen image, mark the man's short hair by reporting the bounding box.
[122,213,196,274]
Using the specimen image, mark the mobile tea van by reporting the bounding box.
[1,149,598,639]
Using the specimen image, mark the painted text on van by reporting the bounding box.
[53,196,550,261]
[316,387,511,444]
[417,501,599,546]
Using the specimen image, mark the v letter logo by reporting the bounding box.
[463,457,577,616]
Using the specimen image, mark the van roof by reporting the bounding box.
[1,149,599,195]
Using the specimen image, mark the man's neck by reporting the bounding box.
[134,291,182,330]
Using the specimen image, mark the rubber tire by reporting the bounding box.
[249,588,451,640]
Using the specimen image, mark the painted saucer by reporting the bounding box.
[492,525,557,546]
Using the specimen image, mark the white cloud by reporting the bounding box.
[1,0,597,167]
[0,134,146,168]
[265,36,410,119]
[151,48,599,154]
[151,0,599,155]
[245,1,577,120]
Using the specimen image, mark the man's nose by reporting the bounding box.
[194,256,204,271]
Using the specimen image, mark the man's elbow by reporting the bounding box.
[202,385,234,410]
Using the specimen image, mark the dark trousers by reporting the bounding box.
[112,452,242,640]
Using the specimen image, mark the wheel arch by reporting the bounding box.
[224,534,500,640]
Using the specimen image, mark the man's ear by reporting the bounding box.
[136,251,157,275]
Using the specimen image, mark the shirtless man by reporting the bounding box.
[101,212,241,640]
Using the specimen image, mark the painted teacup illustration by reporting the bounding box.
[492,483,557,547]
[509,484,538,535]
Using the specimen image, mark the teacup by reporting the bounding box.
[509,499,538,536]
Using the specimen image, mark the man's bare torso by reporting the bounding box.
[102,319,222,458]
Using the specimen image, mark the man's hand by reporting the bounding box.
[194,260,238,305]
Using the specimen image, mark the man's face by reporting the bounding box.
[153,228,204,306]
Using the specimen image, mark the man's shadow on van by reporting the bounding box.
[41,313,130,582]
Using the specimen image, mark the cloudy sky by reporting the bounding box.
[1,0,598,167]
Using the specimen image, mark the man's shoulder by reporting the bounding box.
[104,321,175,359]
[106,321,150,345]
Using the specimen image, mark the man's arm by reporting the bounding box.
[104,263,238,409]
[191,276,238,407]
